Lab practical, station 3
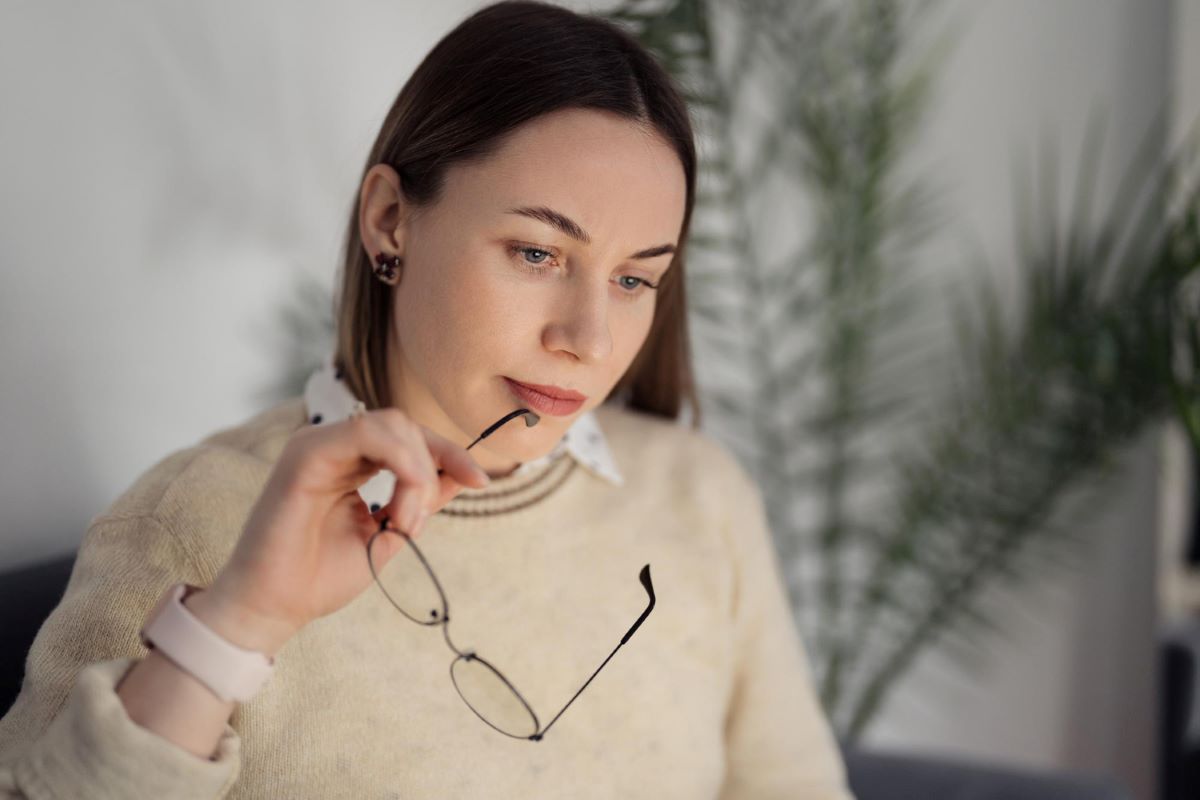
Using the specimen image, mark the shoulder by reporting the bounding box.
[592,402,759,506]
[93,396,308,540]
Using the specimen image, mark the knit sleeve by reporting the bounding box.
[0,514,241,799]
[714,457,854,800]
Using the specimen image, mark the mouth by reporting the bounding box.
[503,377,587,417]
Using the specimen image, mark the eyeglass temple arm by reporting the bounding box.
[535,564,655,740]
[434,409,540,477]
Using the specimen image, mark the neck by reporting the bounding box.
[485,462,522,480]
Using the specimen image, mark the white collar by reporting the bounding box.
[302,357,625,500]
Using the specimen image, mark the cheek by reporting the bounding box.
[613,305,656,365]
[389,261,474,372]
[391,254,527,378]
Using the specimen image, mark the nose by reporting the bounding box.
[541,279,613,364]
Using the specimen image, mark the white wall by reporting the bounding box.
[0,1,1180,796]
[0,1,484,568]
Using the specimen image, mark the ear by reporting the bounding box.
[359,163,413,262]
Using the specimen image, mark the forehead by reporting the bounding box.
[440,108,688,248]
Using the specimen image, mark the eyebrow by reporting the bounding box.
[505,206,677,260]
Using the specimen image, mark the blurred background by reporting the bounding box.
[1,1,1198,798]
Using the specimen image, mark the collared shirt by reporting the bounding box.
[302,357,624,511]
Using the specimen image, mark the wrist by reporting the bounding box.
[183,586,297,658]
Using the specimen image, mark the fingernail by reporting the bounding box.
[475,467,491,484]
[413,509,429,535]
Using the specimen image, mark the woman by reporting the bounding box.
[0,1,852,797]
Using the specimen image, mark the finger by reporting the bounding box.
[399,432,489,518]
[305,413,440,534]
[371,410,440,488]
[372,480,417,538]
[396,423,444,512]
[368,495,417,550]
[429,472,473,513]
[395,484,425,536]
[363,519,405,571]
[294,411,433,494]
[420,427,491,489]
[294,409,481,530]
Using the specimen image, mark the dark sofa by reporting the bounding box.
[0,553,1136,799]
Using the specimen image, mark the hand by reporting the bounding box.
[191,407,490,655]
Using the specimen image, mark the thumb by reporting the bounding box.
[363,517,407,572]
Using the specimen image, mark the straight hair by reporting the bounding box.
[333,0,700,426]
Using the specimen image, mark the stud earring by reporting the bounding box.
[372,252,403,285]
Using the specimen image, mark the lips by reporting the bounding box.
[506,379,586,401]
[503,377,587,417]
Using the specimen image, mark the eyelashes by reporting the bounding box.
[507,244,660,298]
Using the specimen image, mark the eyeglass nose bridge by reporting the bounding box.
[439,622,470,659]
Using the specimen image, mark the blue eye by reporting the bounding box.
[510,245,555,269]
[508,243,660,298]
[612,274,662,300]
[520,247,552,265]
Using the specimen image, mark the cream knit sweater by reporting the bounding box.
[0,397,853,799]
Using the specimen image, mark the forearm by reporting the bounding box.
[114,589,292,761]
[114,648,236,762]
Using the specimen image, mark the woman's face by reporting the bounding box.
[359,108,687,476]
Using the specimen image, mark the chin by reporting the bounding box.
[501,428,561,462]
[455,378,581,456]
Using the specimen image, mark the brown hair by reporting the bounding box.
[333,0,700,426]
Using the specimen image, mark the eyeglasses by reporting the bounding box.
[364,407,656,742]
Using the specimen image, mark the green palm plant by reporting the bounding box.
[606,0,947,728]
[836,121,1200,735]
[602,0,1200,739]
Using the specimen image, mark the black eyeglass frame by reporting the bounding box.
[364,407,656,742]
